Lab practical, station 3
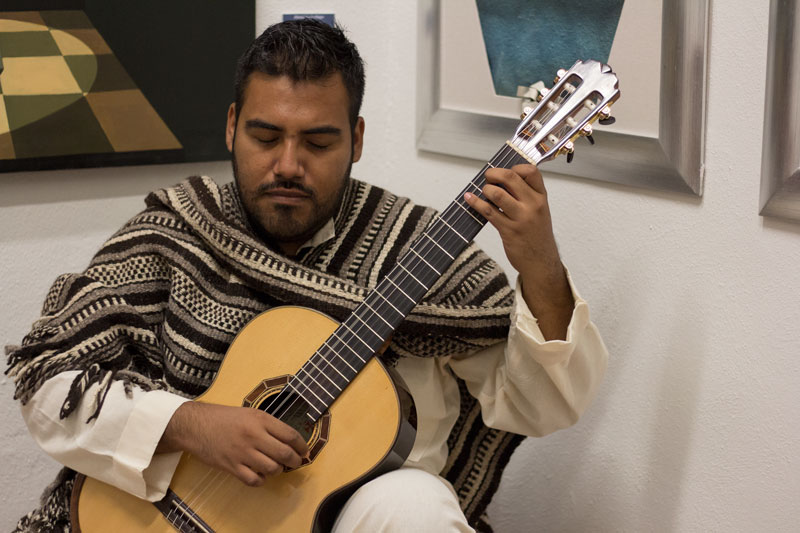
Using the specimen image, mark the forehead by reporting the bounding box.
[238,72,351,126]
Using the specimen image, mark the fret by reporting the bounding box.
[350,311,386,343]
[422,232,455,259]
[361,299,394,329]
[338,324,374,354]
[434,215,469,243]
[452,198,484,225]
[369,287,407,321]
[397,262,428,291]
[305,357,343,392]
[466,179,485,194]
[409,248,442,276]
[285,382,323,415]
[295,365,336,403]
[384,277,416,305]
[330,331,367,363]
[321,341,358,373]
[293,369,333,403]
[312,350,350,382]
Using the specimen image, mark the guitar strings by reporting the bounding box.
[261,142,528,421]
[259,142,528,423]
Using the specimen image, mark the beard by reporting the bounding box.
[231,143,352,253]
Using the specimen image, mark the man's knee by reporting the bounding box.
[332,468,473,532]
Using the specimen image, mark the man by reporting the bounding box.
[7,19,607,532]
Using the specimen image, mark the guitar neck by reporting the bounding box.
[288,143,532,420]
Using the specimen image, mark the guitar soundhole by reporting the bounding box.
[243,375,331,468]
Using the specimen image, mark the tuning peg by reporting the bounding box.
[579,124,595,145]
[536,87,550,102]
[554,68,567,84]
[563,140,575,163]
[520,106,533,119]
[598,106,616,125]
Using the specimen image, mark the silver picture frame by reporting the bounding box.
[416,0,709,196]
[760,0,800,221]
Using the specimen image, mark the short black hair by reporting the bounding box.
[233,19,365,129]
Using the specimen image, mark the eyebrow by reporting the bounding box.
[244,119,342,136]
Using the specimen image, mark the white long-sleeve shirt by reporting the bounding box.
[21,273,607,502]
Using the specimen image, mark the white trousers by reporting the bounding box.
[332,467,475,532]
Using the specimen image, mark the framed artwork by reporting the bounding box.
[760,0,800,222]
[416,0,709,196]
[0,0,255,173]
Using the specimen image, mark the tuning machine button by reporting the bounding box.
[598,105,616,125]
[563,140,575,163]
[580,124,595,145]
[536,87,550,102]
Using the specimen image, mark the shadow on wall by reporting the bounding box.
[487,252,708,532]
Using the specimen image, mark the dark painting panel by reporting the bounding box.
[0,0,254,172]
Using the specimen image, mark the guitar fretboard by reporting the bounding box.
[280,143,532,422]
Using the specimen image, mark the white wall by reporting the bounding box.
[2,1,799,531]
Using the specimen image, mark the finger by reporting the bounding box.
[257,436,304,470]
[484,167,527,201]
[246,451,284,478]
[481,183,524,220]
[235,463,266,487]
[259,412,309,456]
[464,192,511,231]
[511,163,546,195]
[486,165,545,200]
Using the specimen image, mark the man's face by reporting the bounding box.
[226,72,364,256]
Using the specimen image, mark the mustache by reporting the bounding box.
[256,181,314,196]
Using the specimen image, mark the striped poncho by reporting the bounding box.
[6,175,525,532]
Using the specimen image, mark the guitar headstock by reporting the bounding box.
[510,60,620,164]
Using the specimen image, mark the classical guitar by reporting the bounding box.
[71,59,620,533]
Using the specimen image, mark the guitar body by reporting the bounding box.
[72,306,416,533]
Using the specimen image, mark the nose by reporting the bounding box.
[273,140,304,180]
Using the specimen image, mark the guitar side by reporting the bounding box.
[72,306,416,532]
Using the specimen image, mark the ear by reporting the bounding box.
[225,103,237,152]
[351,116,365,162]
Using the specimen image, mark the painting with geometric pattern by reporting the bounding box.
[0,1,254,173]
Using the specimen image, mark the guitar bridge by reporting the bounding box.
[153,488,216,533]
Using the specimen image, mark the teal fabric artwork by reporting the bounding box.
[476,0,625,97]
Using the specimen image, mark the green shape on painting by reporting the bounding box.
[9,96,112,158]
[4,93,83,131]
[64,55,98,93]
[476,0,625,97]
[0,31,60,58]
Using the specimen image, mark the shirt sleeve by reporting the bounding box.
[20,371,188,501]
[448,271,608,437]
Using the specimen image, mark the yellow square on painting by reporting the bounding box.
[0,97,10,134]
[0,56,82,95]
